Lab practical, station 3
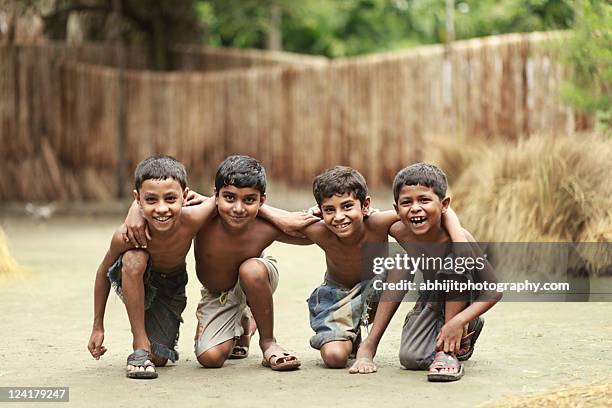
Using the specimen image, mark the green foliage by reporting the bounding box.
[197,0,575,57]
[199,0,275,48]
[409,0,573,43]
[280,0,419,57]
[561,1,612,133]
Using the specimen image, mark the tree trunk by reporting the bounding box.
[265,1,281,51]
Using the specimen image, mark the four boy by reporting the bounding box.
[88,155,499,382]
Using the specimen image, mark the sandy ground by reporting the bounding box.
[1,215,611,408]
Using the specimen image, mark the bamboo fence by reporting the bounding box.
[0,32,583,202]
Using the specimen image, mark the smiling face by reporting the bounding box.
[215,185,265,230]
[134,178,187,233]
[394,184,450,237]
[320,192,370,239]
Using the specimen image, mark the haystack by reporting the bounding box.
[0,227,25,281]
[423,132,612,277]
[485,381,612,408]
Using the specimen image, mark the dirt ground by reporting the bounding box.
[1,215,611,408]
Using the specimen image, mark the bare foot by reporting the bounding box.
[348,341,377,374]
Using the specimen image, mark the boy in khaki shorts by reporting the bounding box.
[193,254,278,361]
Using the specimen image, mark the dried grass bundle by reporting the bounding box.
[0,227,26,282]
[423,132,612,276]
[485,381,612,408]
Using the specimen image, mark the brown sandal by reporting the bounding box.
[261,344,301,371]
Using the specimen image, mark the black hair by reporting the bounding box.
[214,155,266,195]
[134,155,187,191]
[392,162,447,201]
[313,166,368,207]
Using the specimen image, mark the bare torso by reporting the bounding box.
[140,208,207,275]
[194,217,280,291]
[306,216,390,288]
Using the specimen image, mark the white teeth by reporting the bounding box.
[154,216,170,222]
[335,222,350,230]
[410,216,426,224]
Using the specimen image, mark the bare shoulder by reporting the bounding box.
[109,228,133,255]
[389,220,415,242]
[254,217,282,235]
[389,220,402,237]
[301,219,331,242]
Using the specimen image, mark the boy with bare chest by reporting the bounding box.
[88,156,216,379]
[191,156,312,371]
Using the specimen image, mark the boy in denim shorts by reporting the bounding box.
[87,156,216,379]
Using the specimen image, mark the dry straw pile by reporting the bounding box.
[485,381,612,408]
[0,227,26,282]
[424,132,612,276]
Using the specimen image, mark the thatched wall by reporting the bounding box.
[0,32,585,201]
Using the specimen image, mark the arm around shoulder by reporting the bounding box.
[182,196,217,231]
[259,204,320,237]
[367,210,400,235]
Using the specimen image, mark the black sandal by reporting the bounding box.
[126,349,158,379]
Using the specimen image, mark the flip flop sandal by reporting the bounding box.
[126,348,158,379]
[457,316,484,361]
[427,351,464,382]
[262,344,301,371]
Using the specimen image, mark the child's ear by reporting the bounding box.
[183,187,190,199]
[393,202,398,214]
[362,196,371,215]
[132,189,140,205]
[441,196,451,213]
[259,194,266,206]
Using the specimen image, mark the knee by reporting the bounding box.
[150,354,167,367]
[399,348,431,370]
[321,345,349,369]
[238,259,268,286]
[121,250,149,278]
[197,349,227,369]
